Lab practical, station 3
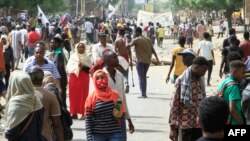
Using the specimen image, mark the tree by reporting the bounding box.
[173,0,243,28]
[0,0,67,16]
[128,0,135,13]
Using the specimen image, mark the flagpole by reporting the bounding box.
[76,0,79,16]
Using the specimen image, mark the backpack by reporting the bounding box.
[217,81,237,97]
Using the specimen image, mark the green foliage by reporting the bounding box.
[128,0,135,12]
[108,0,119,6]
[0,0,67,14]
[174,0,243,12]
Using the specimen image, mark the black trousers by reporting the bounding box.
[86,33,93,43]
[178,128,202,141]
[4,63,10,88]
[207,60,213,84]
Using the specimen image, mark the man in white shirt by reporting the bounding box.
[20,24,28,60]
[85,19,94,44]
[197,32,215,86]
[102,49,134,141]
[92,33,114,64]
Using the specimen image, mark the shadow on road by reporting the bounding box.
[134,128,165,133]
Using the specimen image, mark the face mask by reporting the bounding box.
[96,79,108,89]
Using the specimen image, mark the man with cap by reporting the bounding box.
[219,35,243,78]
[9,25,22,69]
[92,32,114,64]
[178,48,197,67]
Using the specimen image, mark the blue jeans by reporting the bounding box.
[136,62,150,96]
[92,131,123,141]
[121,116,127,141]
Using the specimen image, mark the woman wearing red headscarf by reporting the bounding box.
[85,69,126,141]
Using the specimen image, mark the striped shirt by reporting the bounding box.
[23,57,61,79]
[85,100,121,141]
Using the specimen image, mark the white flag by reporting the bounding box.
[108,3,115,12]
[37,5,50,26]
[107,3,116,19]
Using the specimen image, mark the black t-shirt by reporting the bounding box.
[196,137,223,141]
[221,45,243,73]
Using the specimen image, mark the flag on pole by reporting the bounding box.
[107,3,115,19]
[108,3,115,12]
[37,5,50,26]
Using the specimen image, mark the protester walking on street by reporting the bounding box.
[50,37,68,108]
[115,29,132,93]
[197,32,215,86]
[166,36,186,83]
[185,23,195,48]
[102,49,135,141]
[85,18,94,44]
[156,24,165,48]
[23,43,62,97]
[127,27,160,98]
[92,32,114,64]
[5,71,44,141]
[9,25,22,69]
[2,35,13,88]
[197,20,207,40]
[217,60,245,125]
[85,70,126,141]
[169,57,208,141]
[219,35,243,78]
[28,67,64,141]
[66,42,92,120]
[27,26,40,57]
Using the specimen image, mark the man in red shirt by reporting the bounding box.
[27,26,40,57]
[239,31,250,62]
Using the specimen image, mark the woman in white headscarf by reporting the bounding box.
[5,71,44,141]
[66,42,92,119]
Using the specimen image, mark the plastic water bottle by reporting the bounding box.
[114,98,122,122]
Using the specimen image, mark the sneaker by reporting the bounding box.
[125,84,129,93]
[138,95,147,98]
[71,114,78,119]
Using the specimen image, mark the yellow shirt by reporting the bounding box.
[157,28,165,38]
[172,46,187,76]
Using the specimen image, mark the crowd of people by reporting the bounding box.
[0,11,250,141]
[0,14,162,141]
[166,22,250,140]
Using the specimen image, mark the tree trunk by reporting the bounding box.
[225,9,233,30]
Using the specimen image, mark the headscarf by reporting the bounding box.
[42,71,57,89]
[84,70,125,115]
[66,42,92,77]
[1,34,10,49]
[5,71,43,130]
